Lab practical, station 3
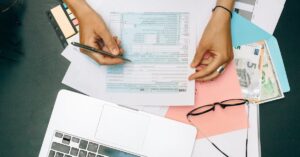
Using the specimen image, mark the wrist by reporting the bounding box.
[212,0,235,23]
[216,0,235,10]
[211,8,231,24]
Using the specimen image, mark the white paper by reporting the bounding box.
[252,0,285,34]
[62,52,170,114]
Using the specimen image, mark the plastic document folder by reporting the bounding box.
[231,13,290,92]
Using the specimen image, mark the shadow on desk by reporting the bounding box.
[0,0,26,62]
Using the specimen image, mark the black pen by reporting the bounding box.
[71,42,131,62]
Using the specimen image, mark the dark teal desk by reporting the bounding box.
[0,0,299,156]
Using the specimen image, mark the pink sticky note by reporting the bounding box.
[72,19,79,26]
[166,62,248,139]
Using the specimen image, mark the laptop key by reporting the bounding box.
[64,155,72,157]
[79,140,88,149]
[55,132,63,138]
[87,142,98,152]
[96,155,104,157]
[62,135,71,145]
[70,147,79,156]
[88,152,96,157]
[79,150,87,157]
[48,150,55,157]
[55,152,64,157]
[72,137,80,143]
[51,142,70,154]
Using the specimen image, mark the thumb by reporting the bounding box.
[191,44,207,68]
[97,29,120,55]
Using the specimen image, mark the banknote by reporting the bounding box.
[257,42,284,104]
[233,43,263,100]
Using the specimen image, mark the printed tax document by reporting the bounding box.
[63,0,198,106]
[107,12,192,94]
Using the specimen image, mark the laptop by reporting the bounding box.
[39,90,197,157]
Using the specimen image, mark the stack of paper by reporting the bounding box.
[60,0,289,156]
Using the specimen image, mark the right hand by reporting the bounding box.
[74,2,124,65]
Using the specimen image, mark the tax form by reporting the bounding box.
[104,11,195,106]
[106,12,191,94]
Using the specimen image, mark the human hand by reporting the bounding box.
[67,0,123,65]
[189,9,233,82]
[78,10,124,65]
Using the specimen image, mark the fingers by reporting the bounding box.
[100,56,124,65]
[81,38,124,65]
[200,57,213,65]
[189,55,225,80]
[191,44,207,68]
[113,36,121,45]
[196,64,228,82]
[113,36,124,55]
[96,28,120,55]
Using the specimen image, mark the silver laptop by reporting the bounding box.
[39,90,197,157]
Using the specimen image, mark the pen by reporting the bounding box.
[71,42,131,62]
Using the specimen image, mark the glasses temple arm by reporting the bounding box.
[246,138,248,157]
[211,142,229,157]
[245,102,250,157]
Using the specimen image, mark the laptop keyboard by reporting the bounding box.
[48,131,141,157]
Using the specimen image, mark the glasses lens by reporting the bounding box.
[188,105,214,116]
[221,99,247,105]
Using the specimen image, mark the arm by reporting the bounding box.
[189,0,235,81]
[64,0,123,64]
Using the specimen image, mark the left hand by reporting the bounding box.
[189,9,234,82]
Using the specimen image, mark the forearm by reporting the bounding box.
[64,0,93,19]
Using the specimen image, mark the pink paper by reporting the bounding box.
[166,62,248,139]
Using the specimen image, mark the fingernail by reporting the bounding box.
[190,63,195,68]
[112,48,119,55]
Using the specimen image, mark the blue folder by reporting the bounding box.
[231,13,290,92]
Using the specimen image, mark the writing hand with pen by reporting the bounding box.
[65,0,124,65]
[65,0,235,81]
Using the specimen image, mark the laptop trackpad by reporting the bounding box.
[95,105,150,152]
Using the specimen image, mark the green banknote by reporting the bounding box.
[258,42,284,104]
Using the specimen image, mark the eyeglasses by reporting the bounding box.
[186,99,249,157]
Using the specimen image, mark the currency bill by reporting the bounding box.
[233,43,263,100]
[257,42,284,104]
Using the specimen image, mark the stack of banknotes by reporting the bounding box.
[233,41,284,104]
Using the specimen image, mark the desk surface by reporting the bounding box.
[0,0,299,156]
